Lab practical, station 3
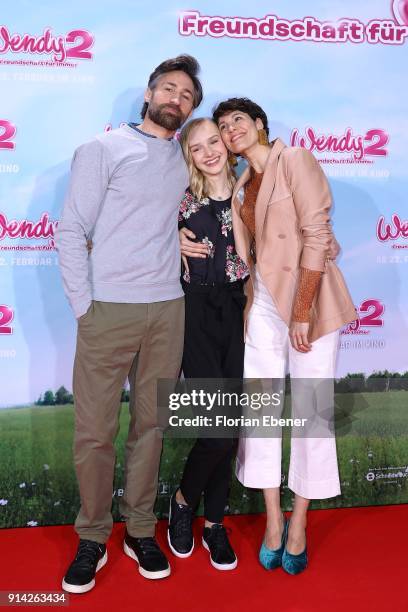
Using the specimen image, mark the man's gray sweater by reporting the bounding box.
[56,124,188,318]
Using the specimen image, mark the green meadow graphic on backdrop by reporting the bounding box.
[1,384,406,529]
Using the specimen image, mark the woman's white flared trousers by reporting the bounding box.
[236,271,341,499]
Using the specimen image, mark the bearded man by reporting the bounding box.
[56,55,202,592]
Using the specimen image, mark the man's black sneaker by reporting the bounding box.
[202,524,238,570]
[62,539,107,593]
[167,493,194,558]
[123,531,171,579]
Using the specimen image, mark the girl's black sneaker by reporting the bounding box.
[202,524,237,570]
[167,493,194,558]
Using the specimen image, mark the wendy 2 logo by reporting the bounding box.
[290,127,388,162]
[0,26,94,63]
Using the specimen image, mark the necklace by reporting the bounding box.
[208,192,231,201]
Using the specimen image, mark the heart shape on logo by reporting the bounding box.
[392,0,408,25]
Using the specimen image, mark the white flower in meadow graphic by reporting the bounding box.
[54,501,61,506]
[0,499,8,506]
[19,483,26,488]
[43,464,50,470]
[27,521,38,527]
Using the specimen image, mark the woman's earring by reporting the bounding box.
[228,152,238,167]
[258,129,269,146]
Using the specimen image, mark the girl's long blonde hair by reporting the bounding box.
[179,118,236,202]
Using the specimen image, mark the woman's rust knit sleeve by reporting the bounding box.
[292,267,322,323]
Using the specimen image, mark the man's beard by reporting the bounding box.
[147,102,186,131]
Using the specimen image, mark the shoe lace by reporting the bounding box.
[137,537,161,556]
[210,525,231,551]
[173,506,193,538]
[75,540,102,567]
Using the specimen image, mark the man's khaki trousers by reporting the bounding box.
[72,298,184,544]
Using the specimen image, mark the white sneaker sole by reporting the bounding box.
[167,499,194,558]
[202,538,238,571]
[61,550,108,594]
[167,528,194,558]
[123,541,171,579]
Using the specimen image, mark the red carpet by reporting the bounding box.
[0,505,407,612]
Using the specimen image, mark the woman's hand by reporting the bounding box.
[289,321,312,353]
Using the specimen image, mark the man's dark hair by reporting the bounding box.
[141,54,203,119]
[212,97,269,137]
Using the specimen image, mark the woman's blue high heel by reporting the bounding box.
[259,517,288,570]
[282,519,308,575]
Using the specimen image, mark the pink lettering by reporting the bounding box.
[275,22,289,37]
[0,213,58,242]
[291,126,387,160]
[0,26,95,62]
[291,127,362,159]
[259,21,274,37]
[291,23,304,38]
[0,305,13,335]
[178,13,367,44]
[65,30,93,60]
[0,119,16,150]
[242,21,258,36]
[0,26,10,53]
[197,18,209,34]
[366,19,408,44]
[179,12,199,35]
[376,214,408,242]
[209,20,224,35]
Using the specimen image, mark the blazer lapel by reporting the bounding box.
[231,138,286,265]
[231,167,251,266]
[255,138,286,241]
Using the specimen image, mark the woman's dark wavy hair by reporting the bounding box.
[212,97,269,137]
[141,54,203,119]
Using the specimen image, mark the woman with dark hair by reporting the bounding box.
[211,98,356,575]
[167,118,248,570]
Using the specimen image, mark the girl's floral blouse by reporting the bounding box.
[178,189,249,285]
